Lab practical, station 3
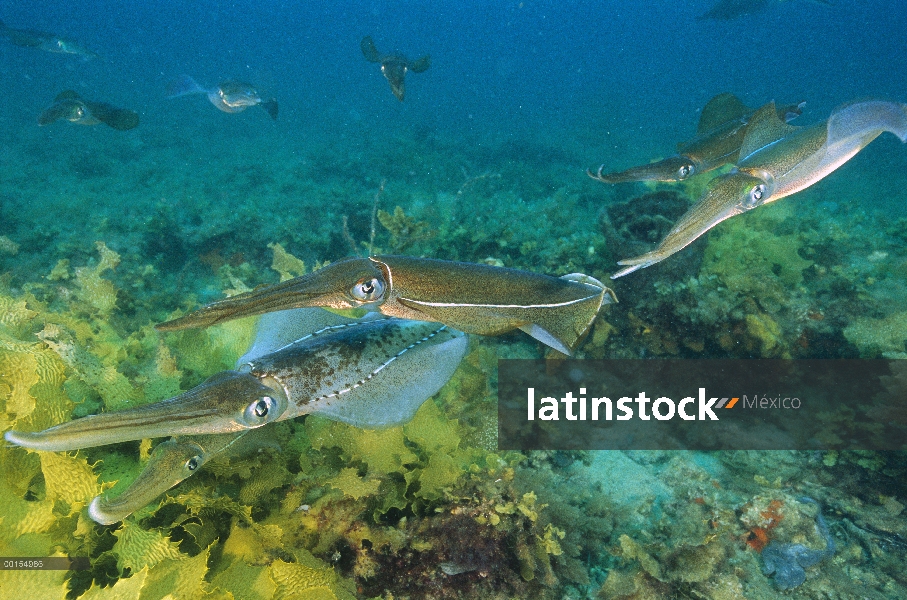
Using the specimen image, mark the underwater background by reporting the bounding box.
[1,0,907,598]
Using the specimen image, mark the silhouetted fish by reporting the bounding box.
[166,75,278,120]
[698,0,833,20]
[361,36,430,101]
[698,0,770,20]
[38,91,139,130]
[0,18,98,59]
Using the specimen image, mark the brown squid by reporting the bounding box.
[612,100,907,277]
[588,93,803,184]
[157,255,615,355]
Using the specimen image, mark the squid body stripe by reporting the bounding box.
[371,257,393,292]
[401,295,598,310]
[740,137,783,163]
[311,325,448,402]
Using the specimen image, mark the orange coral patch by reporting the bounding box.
[746,526,770,551]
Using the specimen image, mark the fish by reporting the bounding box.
[361,36,430,101]
[697,0,771,20]
[588,93,804,184]
[612,100,907,277]
[38,90,139,130]
[7,308,469,522]
[698,0,834,21]
[167,75,278,120]
[156,255,616,355]
[0,18,98,59]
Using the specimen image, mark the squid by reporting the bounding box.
[38,90,139,131]
[157,255,616,355]
[361,36,430,101]
[588,93,804,184]
[612,100,907,277]
[6,308,468,523]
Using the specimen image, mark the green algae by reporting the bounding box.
[2,125,907,600]
[376,205,436,252]
[844,310,907,357]
[701,204,813,294]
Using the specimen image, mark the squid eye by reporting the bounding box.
[351,277,386,302]
[186,456,200,471]
[243,395,278,425]
[744,184,766,209]
[677,164,694,180]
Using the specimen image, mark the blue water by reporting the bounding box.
[2,2,907,597]
[3,1,906,271]
[3,0,905,140]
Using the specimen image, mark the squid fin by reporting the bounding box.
[314,324,468,428]
[738,102,800,162]
[361,36,381,62]
[697,93,750,135]
[409,54,431,73]
[85,101,139,130]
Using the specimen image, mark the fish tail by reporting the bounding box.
[166,74,206,98]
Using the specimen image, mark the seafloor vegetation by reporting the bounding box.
[1,123,906,599]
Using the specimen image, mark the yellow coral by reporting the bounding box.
[744,312,787,358]
[403,400,460,454]
[10,497,56,537]
[326,467,382,500]
[212,560,276,600]
[844,310,907,357]
[517,491,544,522]
[538,523,565,556]
[170,317,255,376]
[79,567,148,600]
[74,241,121,314]
[37,450,103,509]
[238,459,291,505]
[37,323,136,411]
[0,560,68,599]
[0,235,20,255]
[1,330,71,433]
[112,519,184,572]
[269,554,356,600]
[47,259,70,281]
[0,343,40,421]
[307,417,417,476]
[221,521,284,564]
[0,296,36,330]
[269,242,307,281]
[139,543,214,600]
[410,451,462,501]
[618,534,663,580]
[377,206,435,252]
[701,206,813,300]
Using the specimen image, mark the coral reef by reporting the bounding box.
[2,119,907,600]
